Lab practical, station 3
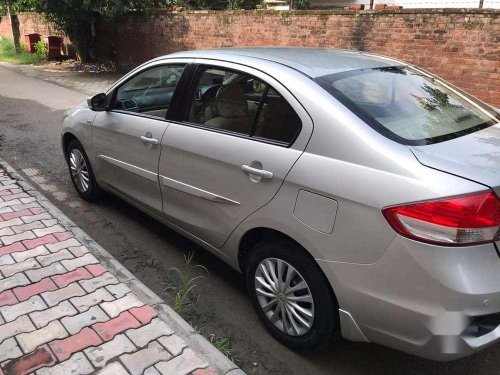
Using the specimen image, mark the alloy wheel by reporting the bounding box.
[69,149,90,193]
[254,258,315,336]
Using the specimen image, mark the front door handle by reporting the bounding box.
[241,164,273,179]
[141,134,159,145]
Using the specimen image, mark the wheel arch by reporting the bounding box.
[62,132,80,155]
[238,226,339,307]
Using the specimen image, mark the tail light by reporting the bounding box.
[382,190,500,246]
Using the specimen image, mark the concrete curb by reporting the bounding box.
[0,156,243,375]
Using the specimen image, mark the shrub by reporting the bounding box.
[34,40,47,61]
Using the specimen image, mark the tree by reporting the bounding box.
[30,0,169,62]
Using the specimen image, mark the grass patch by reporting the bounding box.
[0,37,47,64]
[165,251,209,314]
[208,334,238,362]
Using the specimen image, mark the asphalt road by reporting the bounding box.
[1,64,499,375]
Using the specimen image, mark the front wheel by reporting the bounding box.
[246,238,338,350]
[66,139,102,202]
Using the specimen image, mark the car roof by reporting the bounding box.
[163,47,403,78]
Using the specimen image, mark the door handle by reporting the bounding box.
[241,164,273,179]
[140,135,159,145]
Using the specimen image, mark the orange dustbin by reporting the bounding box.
[24,33,41,53]
[47,36,63,59]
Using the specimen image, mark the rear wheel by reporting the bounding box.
[246,238,338,350]
[66,139,102,202]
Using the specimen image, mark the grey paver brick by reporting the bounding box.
[126,318,174,348]
[17,320,68,353]
[41,282,86,307]
[97,362,129,375]
[36,352,94,375]
[120,341,172,375]
[11,220,45,234]
[154,348,208,375]
[12,244,49,262]
[106,283,131,298]
[0,258,40,278]
[61,253,98,271]
[36,249,74,266]
[61,305,109,334]
[46,238,80,253]
[158,334,188,357]
[0,315,36,343]
[79,272,118,293]
[71,287,114,312]
[101,293,144,318]
[0,295,47,322]
[26,262,67,282]
[1,230,35,246]
[33,224,65,237]
[29,300,77,328]
[0,337,23,363]
[84,334,136,368]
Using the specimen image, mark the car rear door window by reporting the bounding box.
[114,64,185,119]
[186,66,302,145]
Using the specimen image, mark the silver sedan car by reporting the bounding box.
[62,48,500,361]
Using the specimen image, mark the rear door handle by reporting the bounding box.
[140,135,159,145]
[241,164,273,179]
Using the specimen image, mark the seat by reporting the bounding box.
[254,99,296,143]
[204,83,254,134]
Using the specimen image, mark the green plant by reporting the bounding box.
[208,334,237,362]
[0,36,46,64]
[165,251,209,314]
[34,39,47,61]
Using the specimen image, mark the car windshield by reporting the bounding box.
[316,66,500,145]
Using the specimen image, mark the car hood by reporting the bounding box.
[410,123,500,195]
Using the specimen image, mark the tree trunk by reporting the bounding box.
[6,3,21,53]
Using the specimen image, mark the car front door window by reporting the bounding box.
[115,65,185,119]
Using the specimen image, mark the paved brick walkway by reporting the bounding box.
[0,162,243,375]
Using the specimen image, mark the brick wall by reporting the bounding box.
[0,13,70,54]
[98,9,500,107]
[1,9,499,107]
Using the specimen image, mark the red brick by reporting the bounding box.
[22,234,57,250]
[30,207,46,214]
[2,346,56,375]
[92,311,141,341]
[0,290,18,307]
[129,305,157,325]
[86,264,107,277]
[193,368,218,375]
[0,209,32,221]
[13,278,57,301]
[0,242,26,257]
[48,327,102,362]
[0,190,13,196]
[51,267,93,288]
[54,232,73,241]
[10,188,22,194]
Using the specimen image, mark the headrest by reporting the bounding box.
[216,83,248,118]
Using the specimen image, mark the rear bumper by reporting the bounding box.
[318,237,500,361]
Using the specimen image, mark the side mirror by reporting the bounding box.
[87,93,108,112]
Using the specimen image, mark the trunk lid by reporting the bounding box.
[410,123,500,195]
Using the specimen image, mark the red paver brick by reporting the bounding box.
[51,267,93,288]
[54,232,73,241]
[86,264,107,277]
[129,305,157,325]
[0,290,18,307]
[192,368,218,375]
[1,209,33,221]
[0,190,13,196]
[0,242,26,257]
[48,327,102,362]
[1,345,56,375]
[22,234,57,250]
[10,188,22,194]
[13,278,57,301]
[92,311,141,341]
[30,207,46,215]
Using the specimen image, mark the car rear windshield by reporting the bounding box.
[316,66,500,145]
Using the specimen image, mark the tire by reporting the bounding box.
[246,238,338,350]
[66,139,102,202]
